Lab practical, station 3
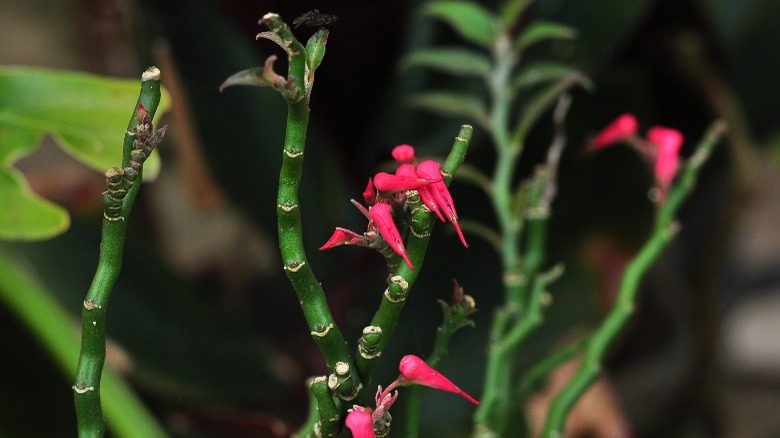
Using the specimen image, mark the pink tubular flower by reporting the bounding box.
[373,171,438,192]
[369,202,414,269]
[345,406,375,438]
[319,227,368,250]
[415,161,468,248]
[398,354,479,405]
[590,113,638,150]
[391,144,417,164]
[647,126,684,197]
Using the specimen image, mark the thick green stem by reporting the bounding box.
[541,121,726,436]
[73,67,164,438]
[263,13,358,400]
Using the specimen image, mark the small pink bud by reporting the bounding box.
[319,227,367,250]
[590,113,638,150]
[363,179,376,206]
[416,161,468,247]
[398,355,479,405]
[369,202,413,269]
[647,126,684,197]
[345,406,375,438]
[391,144,417,164]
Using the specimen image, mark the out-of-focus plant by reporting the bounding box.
[401,1,725,436]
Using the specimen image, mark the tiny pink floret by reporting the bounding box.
[345,407,375,438]
[591,113,638,150]
[398,354,479,405]
[391,144,417,164]
[647,126,684,196]
[369,202,413,269]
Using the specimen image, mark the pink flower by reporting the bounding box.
[397,355,479,405]
[647,126,683,197]
[391,144,417,164]
[319,227,368,250]
[590,113,638,150]
[369,202,414,269]
[345,406,375,438]
[415,161,468,248]
[373,170,438,192]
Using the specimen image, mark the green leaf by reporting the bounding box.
[423,1,498,48]
[0,67,169,240]
[514,21,578,53]
[512,61,591,91]
[500,0,534,28]
[512,72,591,146]
[306,28,329,72]
[408,92,489,125]
[0,168,69,240]
[401,48,492,78]
[0,67,165,176]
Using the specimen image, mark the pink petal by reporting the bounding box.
[647,126,684,196]
[345,407,376,438]
[590,113,638,150]
[398,355,479,405]
[391,144,417,164]
[319,227,366,250]
[369,203,413,269]
[373,172,435,193]
[416,161,468,247]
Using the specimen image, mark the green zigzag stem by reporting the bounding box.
[73,67,163,438]
[541,120,726,437]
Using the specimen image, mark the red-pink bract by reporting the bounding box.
[398,354,479,405]
[369,202,413,269]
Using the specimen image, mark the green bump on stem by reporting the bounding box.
[540,121,726,437]
[73,67,164,438]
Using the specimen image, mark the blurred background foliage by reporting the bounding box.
[0,0,779,436]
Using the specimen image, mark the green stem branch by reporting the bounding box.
[541,120,726,436]
[73,67,164,438]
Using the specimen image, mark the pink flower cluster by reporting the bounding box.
[589,113,684,201]
[345,355,479,438]
[320,145,468,269]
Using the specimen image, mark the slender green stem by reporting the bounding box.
[516,335,589,398]
[262,13,359,401]
[541,121,726,436]
[73,67,164,438]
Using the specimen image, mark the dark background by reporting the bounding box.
[1,0,779,436]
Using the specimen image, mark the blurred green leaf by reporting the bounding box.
[500,0,533,28]
[514,21,578,53]
[512,61,590,92]
[408,92,489,125]
[423,1,498,48]
[0,169,69,240]
[402,48,492,78]
[512,72,590,146]
[0,66,169,240]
